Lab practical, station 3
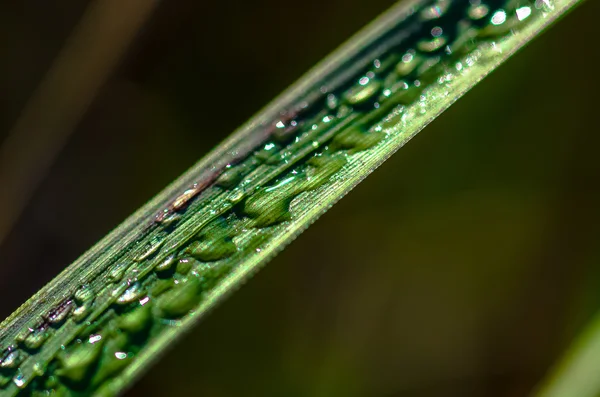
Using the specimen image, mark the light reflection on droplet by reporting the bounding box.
[275,121,285,128]
[516,6,532,20]
[13,373,25,388]
[491,10,507,25]
[468,4,489,19]
[115,352,127,360]
[89,334,102,344]
[431,26,443,37]
[359,76,370,86]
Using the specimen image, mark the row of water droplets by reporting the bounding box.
[0,0,546,394]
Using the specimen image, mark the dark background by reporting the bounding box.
[1,1,599,396]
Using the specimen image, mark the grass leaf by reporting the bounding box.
[0,0,582,395]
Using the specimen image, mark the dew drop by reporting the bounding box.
[12,372,26,389]
[46,300,73,326]
[172,186,200,210]
[344,78,382,105]
[134,236,165,262]
[33,361,46,376]
[157,277,203,319]
[0,348,23,369]
[108,263,129,282]
[420,0,449,20]
[468,4,490,19]
[72,301,94,323]
[74,284,93,304]
[154,254,177,273]
[23,329,49,351]
[116,282,144,305]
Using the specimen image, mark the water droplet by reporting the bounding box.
[23,329,50,350]
[74,284,93,304]
[56,340,103,385]
[0,348,24,369]
[420,0,449,20]
[13,372,26,389]
[216,167,245,189]
[326,93,338,109]
[118,304,153,335]
[157,213,181,226]
[491,9,507,25]
[72,301,94,323]
[154,254,177,273]
[468,3,490,19]
[417,36,447,52]
[33,361,46,376]
[185,237,237,262]
[116,282,144,305]
[89,334,102,344]
[516,6,532,21]
[46,300,73,326]
[344,78,382,105]
[134,236,165,262]
[108,262,130,282]
[172,187,200,210]
[157,277,203,319]
[227,189,245,204]
[395,51,421,77]
[175,258,194,275]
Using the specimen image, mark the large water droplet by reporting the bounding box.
[0,348,23,369]
[344,77,382,105]
[116,282,145,305]
[23,329,50,350]
[134,236,165,262]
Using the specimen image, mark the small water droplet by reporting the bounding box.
[134,236,165,262]
[157,277,203,319]
[344,78,382,105]
[154,254,177,273]
[46,300,73,326]
[89,334,102,344]
[23,329,49,350]
[172,187,199,210]
[227,189,245,204]
[417,36,447,52]
[468,3,489,19]
[491,9,507,25]
[157,213,181,226]
[33,362,46,376]
[73,301,94,323]
[13,372,26,389]
[0,348,23,369]
[74,284,93,304]
[108,263,129,282]
[116,282,144,305]
[420,0,449,20]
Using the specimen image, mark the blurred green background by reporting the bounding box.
[1,0,599,396]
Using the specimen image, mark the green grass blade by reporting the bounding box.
[535,313,600,397]
[0,0,582,395]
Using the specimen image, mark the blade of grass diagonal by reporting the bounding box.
[0,0,583,395]
[535,312,600,397]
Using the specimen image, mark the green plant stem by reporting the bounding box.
[0,0,583,395]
